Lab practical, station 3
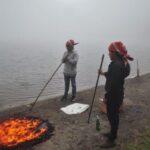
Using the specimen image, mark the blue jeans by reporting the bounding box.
[64,74,76,98]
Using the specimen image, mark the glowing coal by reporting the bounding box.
[0,116,54,150]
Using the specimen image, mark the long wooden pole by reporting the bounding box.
[29,63,62,111]
[87,54,104,123]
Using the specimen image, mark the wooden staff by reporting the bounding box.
[87,54,105,123]
[137,59,140,77]
[29,63,62,111]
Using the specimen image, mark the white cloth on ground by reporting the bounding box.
[60,103,89,115]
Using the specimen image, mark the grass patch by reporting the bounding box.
[126,129,150,150]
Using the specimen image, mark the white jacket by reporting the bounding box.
[62,50,79,76]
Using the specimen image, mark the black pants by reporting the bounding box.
[105,92,123,141]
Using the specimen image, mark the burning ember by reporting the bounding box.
[0,116,54,150]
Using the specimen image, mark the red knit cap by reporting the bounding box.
[108,41,134,61]
[66,39,79,47]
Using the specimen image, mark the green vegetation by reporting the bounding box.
[126,129,150,150]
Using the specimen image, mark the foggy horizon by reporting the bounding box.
[0,0,150,47]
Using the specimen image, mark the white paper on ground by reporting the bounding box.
[60,103,89,115]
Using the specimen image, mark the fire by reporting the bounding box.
[0,117,48,148]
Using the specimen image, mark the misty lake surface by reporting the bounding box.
[0,43,150,110]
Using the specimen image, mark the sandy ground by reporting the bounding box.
[0,73,150,150]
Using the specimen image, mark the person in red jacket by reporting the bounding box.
[99,41,133,148]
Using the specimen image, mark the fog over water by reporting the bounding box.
[0,0,150,110]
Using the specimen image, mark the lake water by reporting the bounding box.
[0,43,150,110]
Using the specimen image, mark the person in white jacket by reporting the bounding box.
[61,39,79,102]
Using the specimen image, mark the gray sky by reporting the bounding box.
[0,0,150,46]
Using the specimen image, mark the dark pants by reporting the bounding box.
[105,91,123,141]
[64,74,76,98]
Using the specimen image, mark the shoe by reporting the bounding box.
[71,96,76,102]
[102,132,117,141]
[61,96,67,101]
[100,139,116,148]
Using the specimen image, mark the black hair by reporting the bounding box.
[114,51,131,77]
[114,51,124,61]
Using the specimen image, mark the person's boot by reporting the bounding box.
[101,132,111,138]
[71,96,76,102]
[61,95,67,101]
[100,139,116,148]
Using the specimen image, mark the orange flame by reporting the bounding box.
[0,117,48,148]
